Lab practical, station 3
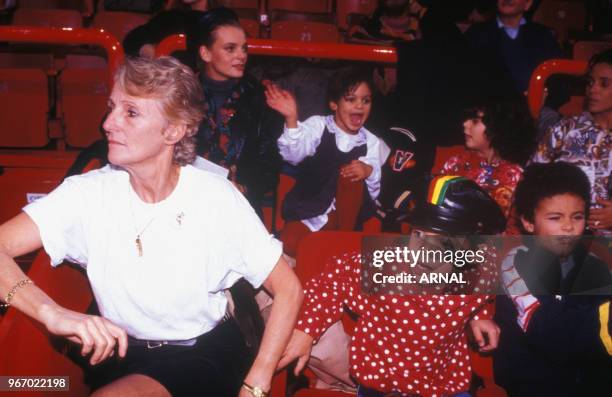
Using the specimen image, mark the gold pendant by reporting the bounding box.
[136,235,143,257]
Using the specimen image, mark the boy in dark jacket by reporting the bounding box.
[494,162,612,397]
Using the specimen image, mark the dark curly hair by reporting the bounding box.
[465,96,537,165]
[514,162,591,224]
[326,66,373,105]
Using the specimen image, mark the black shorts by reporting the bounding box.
[70,319,251,397]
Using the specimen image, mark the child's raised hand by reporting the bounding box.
[340,160,373,182]
[264,82,298,128]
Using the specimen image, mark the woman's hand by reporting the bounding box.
[276,329,313,376]
[40,305,128,365]
[468,319,500,352]
[340,160,373,182]
[589,198,612,230]
[264,83,298,128]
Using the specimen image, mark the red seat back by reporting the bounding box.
[12,8,83,28]
[573,40,612,61]
[0,69,49,148]
[336,0,376,30]
[0,252,93,396]
[271,20,339,42]
[93,11,149,44]
[268,0,331,13]
[59,68,109,148]
[432,144,464,174]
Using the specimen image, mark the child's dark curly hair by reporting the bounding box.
[326,67,373,105]
[514,162,591,224]
[465,96,537,165]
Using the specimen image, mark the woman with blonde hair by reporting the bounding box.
[0,56,302,397]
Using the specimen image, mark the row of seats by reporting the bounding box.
[2,37,608,151]
[4,0,597,42]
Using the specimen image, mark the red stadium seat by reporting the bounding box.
[58,68,109,148]
[271,20,339,42]
[217,0,259,9]
[0,69,49,148]
[336,0,376,30]
[432,144,464,174]
[12,8,83,28]
[268,0,331,14]
[93,11,150,44]
[0,252,93,397]
[0,52,53,70]
[558,95,585,117]
[573,40,612,61]
[18,0,83,10]
[274,175,380,234]
[532,0,586,43]
[240,17,260,38]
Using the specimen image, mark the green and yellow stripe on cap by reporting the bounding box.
[427,175,467,205]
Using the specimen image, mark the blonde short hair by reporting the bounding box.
[114,57,205,166]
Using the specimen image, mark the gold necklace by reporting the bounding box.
[134,217,155,257]
[128,183,157,257]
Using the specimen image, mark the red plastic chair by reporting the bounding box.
[274,175,380,234]
[240,17,260,38]
[93,11,150,44]
[527,59,587,118]
[0,69,49,148]
[268,0,331,14]
[0,252,94,397]
[217,0,260,9]
[573,40,612,61]
[431,144,464,174]
[271,20,339,42]
[12,8,83,28]
[336,0,376,30]
[532,0,586,43]
[18,0,83,10]
[58,68,109,148]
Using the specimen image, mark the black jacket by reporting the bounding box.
[494,243,612,397]
[197,74,283,215]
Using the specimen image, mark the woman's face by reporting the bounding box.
[463,113,491,153]
[199,25,247,81]
[103,84,171,168]
[586,62,612,116]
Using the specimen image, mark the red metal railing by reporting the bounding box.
[0,26,124,86]
[527,58,588,118]
[156,34,398,63]
[1,27,592,120]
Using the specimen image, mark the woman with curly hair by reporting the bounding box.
[439,97,537,217]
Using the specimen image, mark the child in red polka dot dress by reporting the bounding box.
[279,176,507,397]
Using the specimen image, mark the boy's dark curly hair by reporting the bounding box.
[466,96,537,165]
[514,162,591,224]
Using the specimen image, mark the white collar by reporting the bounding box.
[325,115,368,145]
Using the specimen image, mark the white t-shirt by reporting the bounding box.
[24,164,282,340]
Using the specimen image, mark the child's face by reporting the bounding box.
[330,82,372,135]
[463,113,491,153]
[521,193,586,257]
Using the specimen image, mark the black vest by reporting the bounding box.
[282,126,371,222]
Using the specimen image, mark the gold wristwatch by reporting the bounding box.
[242,382,268,397]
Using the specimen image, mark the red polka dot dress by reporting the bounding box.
[296,252,493,397]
